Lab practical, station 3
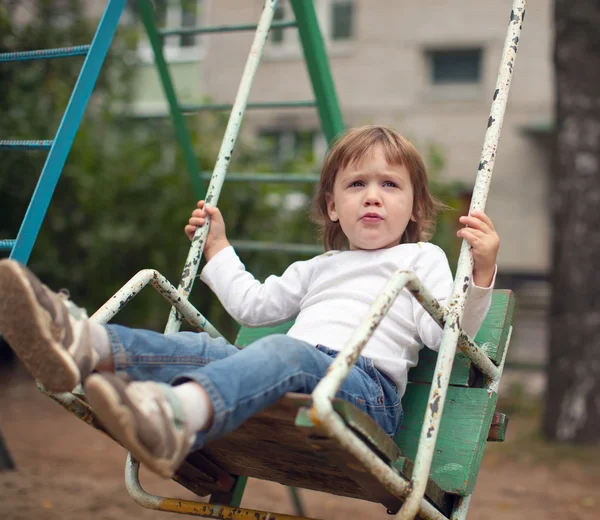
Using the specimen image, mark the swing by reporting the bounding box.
[33,0,526,519]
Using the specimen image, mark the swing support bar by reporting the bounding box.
[89,268,222,338]
[310,1,526,519]
[124,454,319,520]
[163,0,280,334]
[45,1,524,518]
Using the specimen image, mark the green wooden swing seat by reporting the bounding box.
[171,289,515,516]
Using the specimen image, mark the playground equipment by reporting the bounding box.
[0,0,525,518]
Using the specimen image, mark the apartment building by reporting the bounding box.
[130,1,554,378]
[132,0,553,278]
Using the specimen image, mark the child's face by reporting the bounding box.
[326,146,415,251]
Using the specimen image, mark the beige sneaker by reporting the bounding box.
[85,373,194,478]
[0,260,96,392]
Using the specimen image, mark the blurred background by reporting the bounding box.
[0,1,598,519]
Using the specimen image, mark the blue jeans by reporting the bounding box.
[106,325,403,450]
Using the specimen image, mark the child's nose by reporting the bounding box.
[364,186,382,206]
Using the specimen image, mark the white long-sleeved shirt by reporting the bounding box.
[200,243,494,399]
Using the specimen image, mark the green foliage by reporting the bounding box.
[1,0,466,343]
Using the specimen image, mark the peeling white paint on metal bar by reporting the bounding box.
[164,0,279,334]
[311,406,449,520]
[397,2,526,519]
[448,330,512,520]
[125,454,321,519]
[487,326,512,394]
[309,267,499,518]
[450,495,472,520]
[410,277,500,381]
[125,455,163,509]
[90,269,222,338]
[310,270,454,519]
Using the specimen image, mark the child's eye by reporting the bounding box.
[349,180,364,187]
[383,181,398,188]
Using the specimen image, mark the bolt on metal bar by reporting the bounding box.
[0,140,53,150]
[179,100,316,113]
[396,3,526,518]
[164,0,280,334]
[0,240,15,251]
[124,454,321,520]
[0,45,90,62]
[90,269,222,339]
[159,20,297,37]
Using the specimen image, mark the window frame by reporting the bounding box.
[265,0,356,59]
[423,45,486,101]
[137,0,207,64]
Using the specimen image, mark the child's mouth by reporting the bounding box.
[361,213,383,222]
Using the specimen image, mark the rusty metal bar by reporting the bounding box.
[309,270,451,520]
[396,2,526,518]
[450,326,513,520]
[309,2,525,517]
[449,495,472,520]
[124,454,320,519]
[90,268,222,338]
[164,0,279,334]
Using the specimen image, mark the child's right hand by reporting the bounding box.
[185,200,230,261]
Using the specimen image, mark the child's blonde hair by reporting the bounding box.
[311,125,444,251]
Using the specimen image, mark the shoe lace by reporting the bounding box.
[127,382,171,420]
[57,289,89,320]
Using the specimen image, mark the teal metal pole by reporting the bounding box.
[10,0,127,264]
[137,0,204,200]
[290,0,345,143]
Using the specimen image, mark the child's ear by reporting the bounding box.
[410,205,418,222]
[325,193,339,222]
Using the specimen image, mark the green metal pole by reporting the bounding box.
[137,0,204,200]
[290,0,345,143]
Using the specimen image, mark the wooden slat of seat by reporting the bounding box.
[474,289,515,364]
[196,393,452,516]
[229,290,515,502]
[395,385,498,496]
[487,412,509,442]
[294,408,454,517]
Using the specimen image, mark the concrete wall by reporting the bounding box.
[197,0,554,274]
[128,0,553,276]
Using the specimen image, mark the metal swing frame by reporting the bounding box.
[37,0,525,519]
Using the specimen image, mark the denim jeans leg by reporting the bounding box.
[171,334,396,449]
[102,326,402,448]
[104,324,240,383]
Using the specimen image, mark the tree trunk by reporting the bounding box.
[544,1,600,442]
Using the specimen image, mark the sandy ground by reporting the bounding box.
[1,364,600,520]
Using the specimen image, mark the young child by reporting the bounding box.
[0,125,499,479]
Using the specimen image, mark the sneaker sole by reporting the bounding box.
[0,261,80,392]
[85,375,176,479]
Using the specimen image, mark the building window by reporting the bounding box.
[138,0,205,62]
[330,0,354,41]
[270,2,287,45]
[259,129,321,169]
[428,48,482,85]
[267,0,355,54]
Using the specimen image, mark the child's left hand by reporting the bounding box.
[457,210,499,288]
